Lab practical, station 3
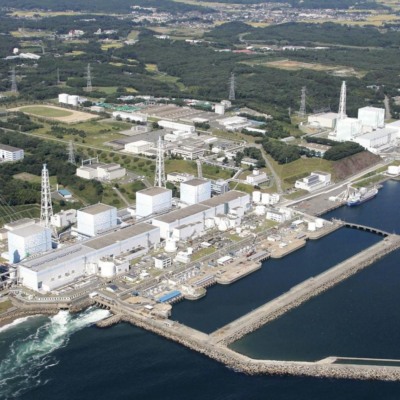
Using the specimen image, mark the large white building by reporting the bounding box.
[246,169,269,186]
[77,203,118,237]
[167,172,195,183]
[152,190,250,239]
[158,120,195,134]
[136,187,172,218]
[295,171,331,192]
[112,111,147,123]
[18,223,160,292]
[8,225,52,263]
[180,178,211,205]
[124,140,153,154]
[307,112,338,129]
[50,209,77,228]
[0,144,24,162]
[353,128,395,154]
[334,118,363,141]
[76,162,126,181]
[358,107,385,130]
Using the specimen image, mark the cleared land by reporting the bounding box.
[11,105,97,123]
[247,59,364,78]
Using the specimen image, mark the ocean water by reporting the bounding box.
[1,180,400,400]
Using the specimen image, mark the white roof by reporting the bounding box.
[126,140,153,147]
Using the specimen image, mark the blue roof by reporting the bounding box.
[58,189,71,196]
[158,290,181,303]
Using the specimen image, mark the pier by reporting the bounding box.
[333,218,391,237]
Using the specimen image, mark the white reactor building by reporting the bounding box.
[77,203,118,237]
[180,178,211,205]
[136,187,172,218]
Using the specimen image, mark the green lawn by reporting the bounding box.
[19,106,73,118]
[0,300,13,313]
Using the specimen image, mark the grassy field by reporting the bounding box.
[101,42,124,50]
[145,64,158,72]
[19,106,73,118]
[165,159,232,180]
[65,51,86,57]
[14,172,58,186]
[127,30,139,40]
[94,86,119,95]
[0,204,40,226]
[0,300,13,313]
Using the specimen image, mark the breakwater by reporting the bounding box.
[211,235,400,346]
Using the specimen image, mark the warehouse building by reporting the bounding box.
[295,172,331,192]
[76,162,126,181]
[77,203,118,237]
[353,128,395,154]
[112,111,147,123]
[124,140,153,154]
[158,120,195,134]
[0,143,24,162]
[307,112,338,129]
[18,223,160,292]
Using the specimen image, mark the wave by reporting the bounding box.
[0,307,110,399]
[0,316,35,333]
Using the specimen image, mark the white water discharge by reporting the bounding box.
[0,317,33,333]
[0,307,110,399]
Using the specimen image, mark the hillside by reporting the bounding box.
[333,151,381,181]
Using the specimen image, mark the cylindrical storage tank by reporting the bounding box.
[315,218,324,228]
[99,260,116,278]
[308,222,316,232]
[218,219,228,231]
[165,238,177,253]
[215,104,225,115]
[255,205,266,215]
[261,193,270,205]
[252,191,261,203]
[58,93,69,104]
[187,247,193,255]
[388,165,400,175]
[236,227,242,234]
[228,218,237,228]
[68,95,79,106]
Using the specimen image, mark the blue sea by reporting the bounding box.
[1,180,400,400]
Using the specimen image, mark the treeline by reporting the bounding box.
[262,138,302,164]
[235,147,265,168]
[0,113,42,132]
[50,125,86,138]
[0,0,213,14]
[246,22,400,48]
[323,141,364,161]
[0,129,103,206]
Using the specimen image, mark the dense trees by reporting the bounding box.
[323,141,364,161]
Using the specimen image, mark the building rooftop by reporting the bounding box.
[200,190,248,208]
[0,143,23,152]
[84,223,157,250]
[357,128,395,139]
[137,187,172,197]
[181,178,209,187]
[21,244,92,272]
[79,203,116,215]
[153,204,210,224]
[9,224,50,238]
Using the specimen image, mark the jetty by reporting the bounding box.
[86,234,400,381]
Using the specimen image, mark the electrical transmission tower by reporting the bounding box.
[67,140,76,165]
[40,164,53,228]
[299,86,306,117]
[10,67,18,93]
[228,72,235,101]
[154,136,166,188]
[56,68,60,85]
[338,80,347,120]
[86,63,92,92]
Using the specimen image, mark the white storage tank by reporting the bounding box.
[68,95,79,106]
[315,218,324,228]
[58,93,69,104]
[308,222,316,231]
[205,218,215,229]
[261,193,270,205]
[99,259,116,278]
[165,238,177,253]
[255,205,266,215]
[215,103,225,115]
[252,191,261,203]
[388,165,400,175]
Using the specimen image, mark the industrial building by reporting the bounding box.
[112,111,147,123]
[246,169,269,186]
[50,209,77,228]
[0,143,24,162]
[58,93,82,106]
[124,140,153,154]
[76,162,126,181]
[8,224,52,263]
[167,172,195,183]
[158,120,195,134]
[353,128,395,154]
[170,146,204,160]
[295,172,331,192]
[152,190,250,239]
[307,112,338,129]
[180,178,211,205]
[136,187,172,218]
[217,116,251,131]
[77,203,118,237]
[334,118,362,141]
[358,107,385,130]
[18,223,160,292]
